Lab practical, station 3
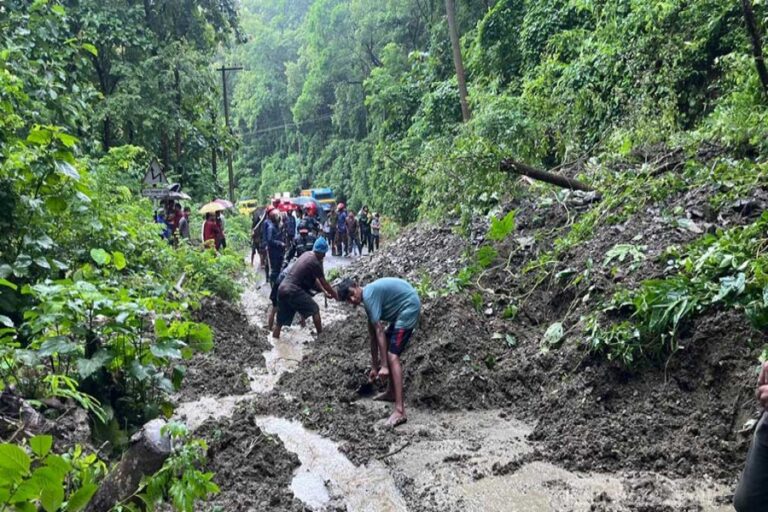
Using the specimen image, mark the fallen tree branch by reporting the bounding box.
[378,441,411,459]
[500,159,596,192]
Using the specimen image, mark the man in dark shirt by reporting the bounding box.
[273,237,338,339]
[263,207,285,287]
[336,203,348,256]
[284,226,317,265]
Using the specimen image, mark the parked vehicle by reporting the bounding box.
[300,188,336,213]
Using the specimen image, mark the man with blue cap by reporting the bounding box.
[272,237,338,339]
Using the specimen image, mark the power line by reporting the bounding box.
[250,114,334,135]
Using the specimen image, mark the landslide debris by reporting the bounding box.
[178,298,270,400]
[197,406,304,512]
[275,177,762,483]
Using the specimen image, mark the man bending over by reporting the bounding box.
[336,277,421,428]
[273,237,338,339]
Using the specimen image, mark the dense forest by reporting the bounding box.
[226,0,768,224]
[3,0,768,510]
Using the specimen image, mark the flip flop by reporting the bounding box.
[385,416,408,429]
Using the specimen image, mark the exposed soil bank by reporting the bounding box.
[178,297,270,400]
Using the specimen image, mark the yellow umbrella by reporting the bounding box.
[199,201,226,214]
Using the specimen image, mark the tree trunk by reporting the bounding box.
[500,158,595,192]
[741,0,768,97]
[445,0,471,122]
[84,419,171,512]
[174,66,184,187]
[212,146,218,184]
[103,117,112,152]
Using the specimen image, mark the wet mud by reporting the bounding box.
[172,181,763,510]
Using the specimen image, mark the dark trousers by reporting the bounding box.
[336,231,347,256]
[268,253,284,287]
[735,412,768,511]
[349,234,361,255]
[329,228,337,254]
[361,228,371,253]
[372,234,380,251]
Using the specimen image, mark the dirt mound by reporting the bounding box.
[344,223,468,287]
[529,309,758,480]
[322,183,762,484]
[196,406,304,512]
[179,298,269,399]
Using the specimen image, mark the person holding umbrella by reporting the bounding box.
[199,201,227,250]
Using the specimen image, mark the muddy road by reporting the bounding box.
[172,248,742,511]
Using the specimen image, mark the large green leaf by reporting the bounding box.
[150,341,182,360]
[65,483,98,511]
[29,435,53,458]
[0,315,13,327]
[112,251,127,271]
[40,480,64,512]
[488,210,516,241]
[77,350,112,380]
[38,337,78,357]
[55,161,80,181]
[89,248,111,266]
[542,322,564,346]
[0,444,31,477]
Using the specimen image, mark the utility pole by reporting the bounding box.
[218,65,243,203]
[445,0,471,122]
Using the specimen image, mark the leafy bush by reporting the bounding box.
[0,435,106,512]
[588,212,768,365]
[115,423,219,512]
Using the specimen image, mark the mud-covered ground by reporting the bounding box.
[170,167,767,510]
[177,297,270,400]
[196,406,305,512]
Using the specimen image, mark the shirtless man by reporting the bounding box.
[336,277,420,427]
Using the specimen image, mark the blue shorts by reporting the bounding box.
[386,324,413,356]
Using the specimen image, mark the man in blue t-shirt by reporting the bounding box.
[336,277,420,428]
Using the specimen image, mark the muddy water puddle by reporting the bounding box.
[257,416,407,512]
[366,406,731,511]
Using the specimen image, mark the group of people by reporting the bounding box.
[155,202,192,246]
[328,204,381,257]
[154,200,232,252]
[202,211,228,251]
[249,198,416,428]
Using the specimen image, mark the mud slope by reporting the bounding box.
[197,406,304,512]
[178,298,270,400]
[282,182,763,484]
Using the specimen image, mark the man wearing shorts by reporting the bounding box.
[336,277,421,428]
[273,237,338,339]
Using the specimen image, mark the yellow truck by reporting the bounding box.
[237,199,260,216]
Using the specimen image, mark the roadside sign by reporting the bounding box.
[142,188,170,198]
[141,159,169,199]
[142,159,167,188]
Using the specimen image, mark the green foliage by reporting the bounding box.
[115,423,219,512]
[0,438,105,512]
[487,210,516,242]
[589,212,768,365]
[603,244,647,271]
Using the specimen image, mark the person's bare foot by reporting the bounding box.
[385,411,407,428]
[373,390,395,402]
